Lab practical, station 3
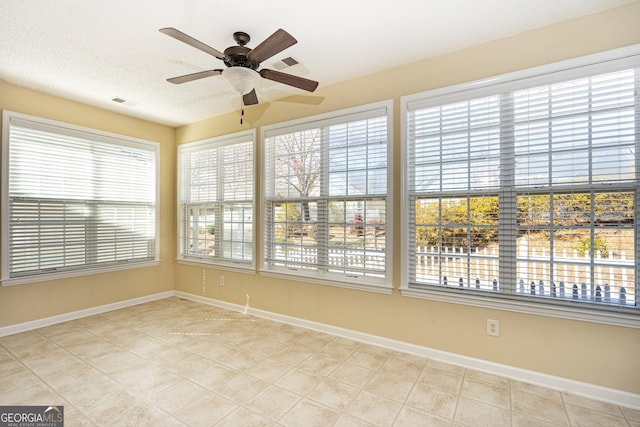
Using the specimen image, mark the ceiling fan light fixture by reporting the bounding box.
[222,67,260,95]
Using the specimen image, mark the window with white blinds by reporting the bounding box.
[262,102,391,290]
[178,130,255,268]
[1,111,159,285]
[403,48,639,316]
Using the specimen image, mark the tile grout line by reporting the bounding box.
[2,297,636,426]
[560,390,572,426]
[508,378,514,427]
[11,330,89,423]
[39,321,184,426]
[450,367,467,427]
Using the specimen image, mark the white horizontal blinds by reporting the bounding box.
[179,143,218,260]
[7,116,157,279]
[9,121,155,202]
[513,69,636,188]
[514,69,637,306]
[264,106,388,280]
[9,199,88,273]
[183,143,218,204]
[220,140,253,261]
[328,117,388,197]
[408,96,501,290]
[409,96,501,193]
[178,135,253,263]
[265,128,322,272]
[222,203,253,261]
[406,61,638,309]
[326,116,387,276]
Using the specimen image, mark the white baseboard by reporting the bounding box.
[0,291,174,337]
[174,290,640,411]
[3,289,637,410]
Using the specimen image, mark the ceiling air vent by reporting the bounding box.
[272,57,299,70]
[281,57,298,66]
[112,97,138,107]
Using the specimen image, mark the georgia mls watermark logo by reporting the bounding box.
[0,406,63,427]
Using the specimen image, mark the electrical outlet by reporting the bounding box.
[487,319,500,337]
[219,276,225,286]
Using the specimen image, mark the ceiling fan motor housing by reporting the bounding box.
[223,45,259,69]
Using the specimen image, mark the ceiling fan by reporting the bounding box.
[160,27,319,115]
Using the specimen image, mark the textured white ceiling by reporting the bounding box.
[0,0,633,127]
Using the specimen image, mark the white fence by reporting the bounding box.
[273,241,636,306]
[416,238,635,306]
[273,245,386,272]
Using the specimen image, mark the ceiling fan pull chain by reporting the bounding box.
[240,97,245,125]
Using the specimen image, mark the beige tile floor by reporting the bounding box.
[0,297,638,426]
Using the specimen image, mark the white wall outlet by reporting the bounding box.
[219,276,225,286]
[487,319,500,337]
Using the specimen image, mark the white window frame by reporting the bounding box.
[177,130,256,271]
[261,101,393,293]
[401,45,640,328]
[1,111,160,286]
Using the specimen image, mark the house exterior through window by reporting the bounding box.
[402,47,639,323]
[262,101,392,291]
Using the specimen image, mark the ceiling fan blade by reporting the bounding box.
[160,27,227,60]
[247,29,297,63]
[259,69,319,92]
[167,69,222,84]
[243,89,259,106]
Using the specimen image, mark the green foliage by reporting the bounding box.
[518,193,634,226]
[415,197,498,248]
[575,237,608,257]
[416,192,630,251]
[594,192,634,222]
[275,202,302,242]
[517,195,550,226]
[281,202,302,222]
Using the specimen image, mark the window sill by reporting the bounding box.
[260,268,392,295]
[177,258,256,274]
[401,287,640,329]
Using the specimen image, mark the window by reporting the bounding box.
[403,47,639,321]
[178,130,255,269]
[262,102,392,291]
[1,111,159,285]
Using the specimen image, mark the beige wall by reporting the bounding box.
[0,82,177,325]
[175,2,640,394]
[0,2,638,395]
